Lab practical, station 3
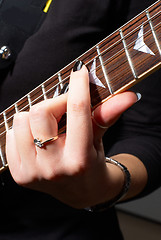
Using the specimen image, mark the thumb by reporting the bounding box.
[92,91,141,139]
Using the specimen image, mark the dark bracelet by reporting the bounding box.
[85,157,131,212]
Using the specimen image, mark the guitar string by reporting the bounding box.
[0,33,160,163]
[6,8,160,115]
[3,16,160,123]
[0,16,160,139]
[0,5,160,167]
[0,6,160,155]
[4,11,161,110]
[1,16,161,136]
[15,10,161,108]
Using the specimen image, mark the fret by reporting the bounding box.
[27,94,32,108]
[3,112,8,132]
[0,113,7,135]
[119,29,137,79]
[146,10,161,56]
[99,30,135,93]
[43,74,60,99]
[78,45,111,107]
[42,84,47,100]
[0,131,8,171]
[88,57,111,107]
[121,2,161,82]
[96,45,113,94]
[0,111,7,171]
[0,144,6,167]
[15,103,19,113]
[0,1,161,175]
[5,107,15,131]
[0,113,8,171]
[58,73,63,90]
[30,86,45,105]
[15,96,30,112]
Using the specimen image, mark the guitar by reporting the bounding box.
[0,0,161,173]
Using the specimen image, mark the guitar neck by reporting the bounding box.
[0,0,161,173]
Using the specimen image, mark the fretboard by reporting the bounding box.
[0,0,161,173]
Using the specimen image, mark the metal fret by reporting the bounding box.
[0,145,6,167]
[119,29,137,79]
[15,103,19,113]
[0,0,160,177]
[27,94,32,108]
[146,10,161,56]
[42,84,47,100]
[96,45,113,94]
[3,111,8,132]
[58,73,63,90]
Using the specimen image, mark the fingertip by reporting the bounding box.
[73,60,84,72]
[115,91,140,105]
[93,91,139,128]
[69,61,90,96]
[71,61,89,76]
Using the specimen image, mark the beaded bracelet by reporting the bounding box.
[85,157,131,212]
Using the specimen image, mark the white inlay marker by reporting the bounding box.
[134,25,155,55]
[53,86,59,98]
[89,59,106,88]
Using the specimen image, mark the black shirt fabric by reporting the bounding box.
[0,0,161,239]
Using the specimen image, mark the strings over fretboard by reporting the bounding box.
[0,0,161,173]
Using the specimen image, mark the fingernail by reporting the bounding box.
[73,60,83,72]
[136,92,142,102]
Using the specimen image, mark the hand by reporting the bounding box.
[6,63,138,208]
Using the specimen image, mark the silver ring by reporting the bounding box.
[34,136,58,148]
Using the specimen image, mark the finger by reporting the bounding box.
[66,63,93,157]
[29,94,67,157]
[93,91,140,139]
[6,128,22,179]
[6,126,38,185]
[6,112,39,183]
[12,112,36,166]
[30,94,67,137]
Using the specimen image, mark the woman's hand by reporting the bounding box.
[6,62,138,208]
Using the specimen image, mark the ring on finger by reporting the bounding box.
[34,136,58,148]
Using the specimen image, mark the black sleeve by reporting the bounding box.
[104,69,161,196]
[0,0,119,111]
[104,131,161,196]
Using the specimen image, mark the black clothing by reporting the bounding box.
[0,0,161,239]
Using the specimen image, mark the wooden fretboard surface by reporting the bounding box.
[0,0,161,173]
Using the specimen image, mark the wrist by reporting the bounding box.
[85,157,131,212]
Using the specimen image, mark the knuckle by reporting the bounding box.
[64,152,91,176]
[13,112,28,126]
[12,171,25,185]
[12,174,22,185]
[38,162,58,181]
[70,160,89,176]
[29,103,47,120]
[69,100,89,114]
[76,163,87,175]
[13,166,37,186]
[41,168,56,180]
